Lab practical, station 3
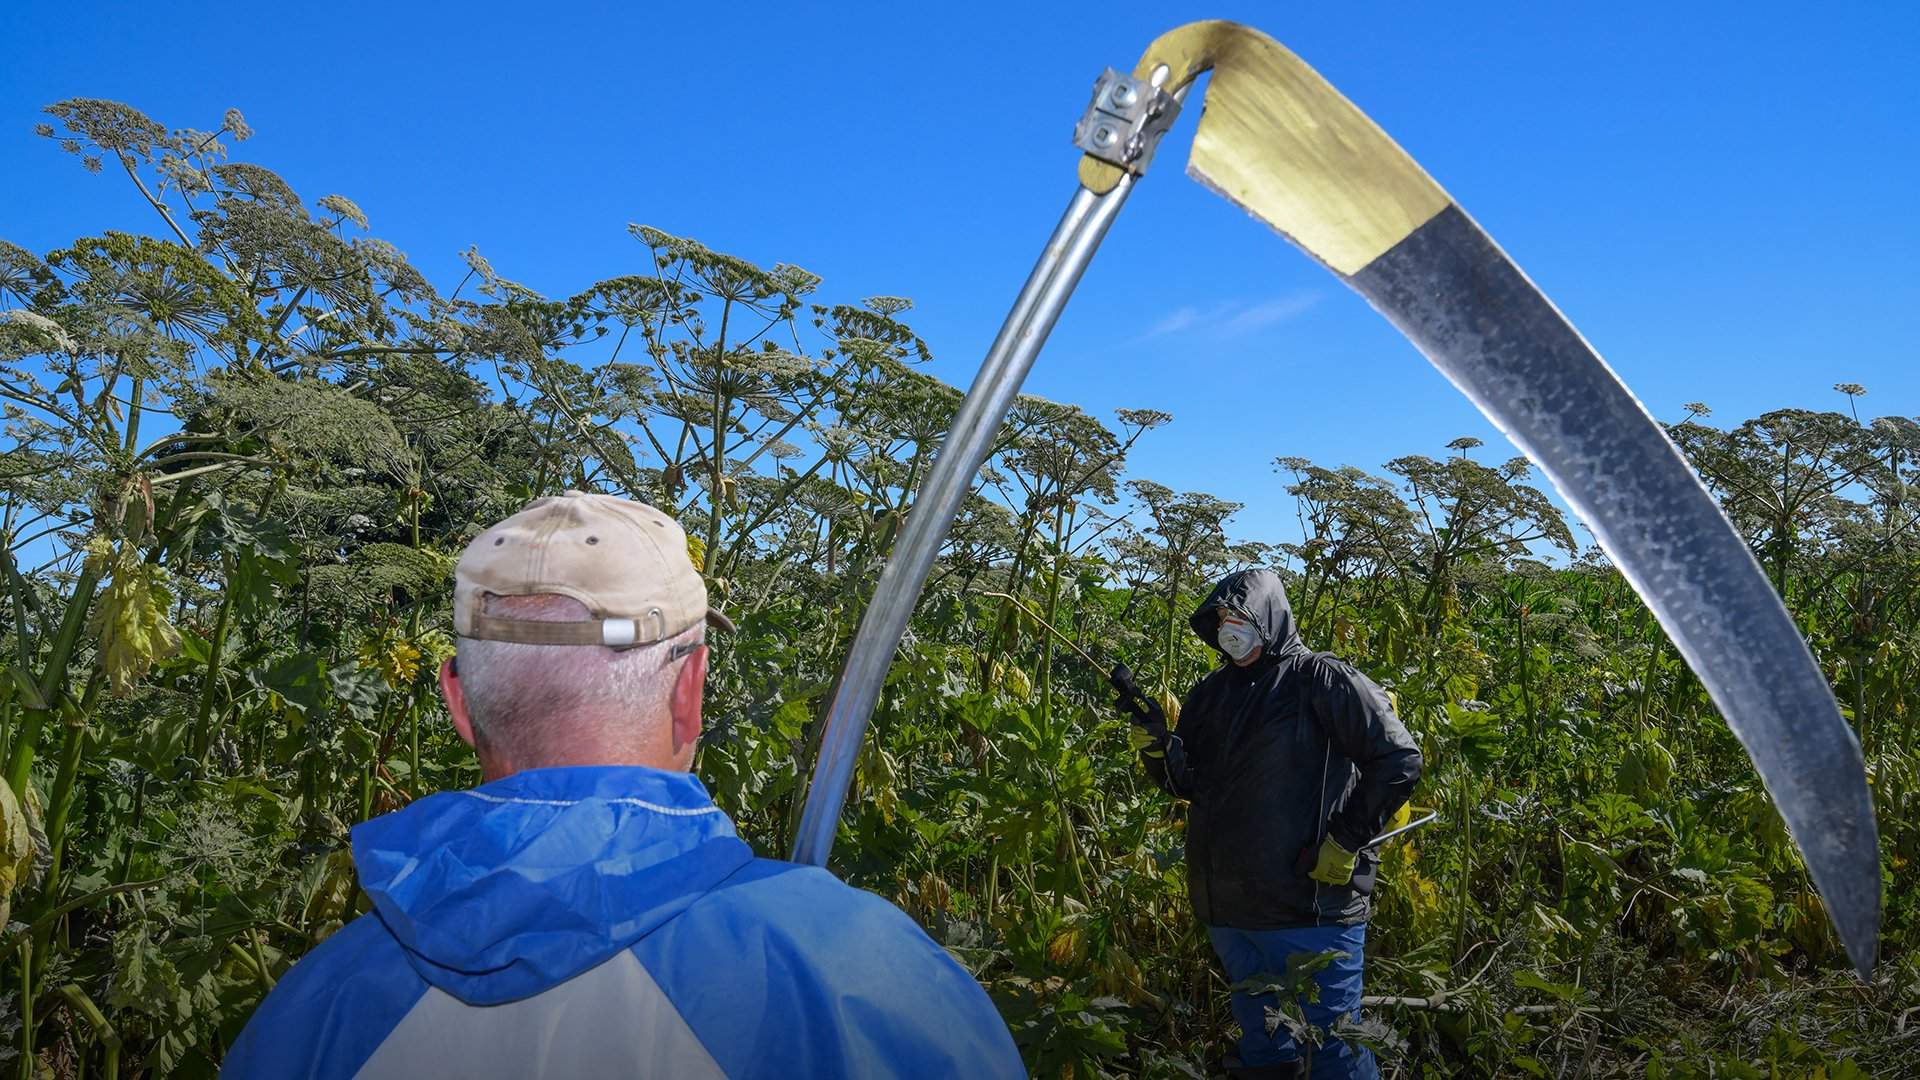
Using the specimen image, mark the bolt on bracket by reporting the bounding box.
[1072,67,1181,176]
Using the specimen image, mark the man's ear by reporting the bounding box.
[669,645,708,755]
[441,658,478,749]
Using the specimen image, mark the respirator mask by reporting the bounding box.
[1217,614,1260,662]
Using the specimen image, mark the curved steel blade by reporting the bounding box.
[1125,20,1879,975]
[1349,204,1880,977]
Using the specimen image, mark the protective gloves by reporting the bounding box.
[1116,686,1169,758]
[1128,723,1166,758]
[1307,835,1359,886]
[1111,664,1174,760]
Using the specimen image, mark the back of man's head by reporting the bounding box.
[454,596,701,769]
[442,492,732,779]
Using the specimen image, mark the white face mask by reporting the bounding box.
[1217,616,1259,662]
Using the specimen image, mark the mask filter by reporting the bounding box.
[1217,617,1259,662]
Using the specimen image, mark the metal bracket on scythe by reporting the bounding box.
[790,21,1881,979]
[1073,68,1181,175]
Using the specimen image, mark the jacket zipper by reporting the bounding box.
[1313,740,1331,927]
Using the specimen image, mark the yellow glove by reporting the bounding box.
[1128,724,1165,758]
[1308,835,1358,885]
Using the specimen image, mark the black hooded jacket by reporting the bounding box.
[1143,569,1423,929]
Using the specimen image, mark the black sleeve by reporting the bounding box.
[1311,659,1423,853]
[1142,683,1202,799]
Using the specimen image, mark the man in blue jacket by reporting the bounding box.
[225,491,1023,1078]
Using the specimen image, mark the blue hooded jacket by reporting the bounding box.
[224,766,1022,1078]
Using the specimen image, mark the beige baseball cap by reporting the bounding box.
[454,491,734,648]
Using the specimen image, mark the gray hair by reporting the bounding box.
[454,594,702,759]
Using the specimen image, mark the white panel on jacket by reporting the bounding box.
[353,950,725,1078]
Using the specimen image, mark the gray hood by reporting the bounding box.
[1189,568,1309,661]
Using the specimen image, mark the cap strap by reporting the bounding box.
[467,609,671,649]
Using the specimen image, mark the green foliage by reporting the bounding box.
[1,97,1914,1078]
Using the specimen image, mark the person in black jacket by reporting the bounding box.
[1124,569,1422,1080]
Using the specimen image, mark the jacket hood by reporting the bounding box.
[1189,568,1308,661]
[351,765,754,1006]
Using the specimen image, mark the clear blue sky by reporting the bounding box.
[4,2,1916,550]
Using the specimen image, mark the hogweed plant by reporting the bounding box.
[0,99,1913,1076]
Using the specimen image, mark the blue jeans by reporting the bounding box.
[1207,923,1378,1079]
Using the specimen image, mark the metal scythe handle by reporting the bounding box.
[788,183,1131,866]
[789,70,1184,867]
[1363,809,1438,849]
